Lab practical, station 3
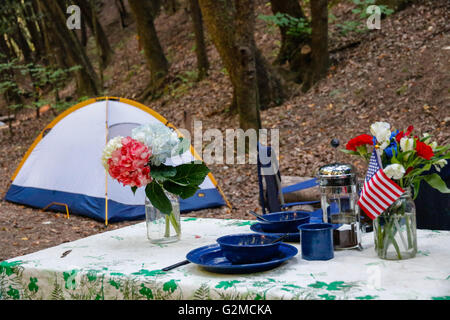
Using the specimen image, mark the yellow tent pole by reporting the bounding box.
[105,98,109,226]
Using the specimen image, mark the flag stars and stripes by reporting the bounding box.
[358,149,405,220]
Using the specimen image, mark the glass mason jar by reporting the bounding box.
[145,192,181,244]
[373,189,417,260]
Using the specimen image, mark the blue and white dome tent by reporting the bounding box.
[5,97,230,225]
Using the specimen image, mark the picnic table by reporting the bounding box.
[1,217,449,300]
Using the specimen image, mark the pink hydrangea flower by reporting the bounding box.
[107,137,152,187]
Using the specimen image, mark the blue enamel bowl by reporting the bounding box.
[258,211,311,233]
[216,233,281,264]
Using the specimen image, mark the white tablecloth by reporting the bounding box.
[1,217,449,300]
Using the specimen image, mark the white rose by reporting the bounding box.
[433,159,448,172]
[370,122,391,149]
[384,164,406,180]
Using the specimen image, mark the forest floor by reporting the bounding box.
[0,0,449,261]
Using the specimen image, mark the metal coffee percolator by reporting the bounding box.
[317,163,362,250]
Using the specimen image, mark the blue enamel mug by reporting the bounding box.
[298,223,334,261]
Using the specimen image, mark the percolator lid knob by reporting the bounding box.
[331,138,340,148]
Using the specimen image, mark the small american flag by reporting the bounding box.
[358,149,405,220]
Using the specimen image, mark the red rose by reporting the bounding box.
[415,141,434,160]
[346,134,373,151]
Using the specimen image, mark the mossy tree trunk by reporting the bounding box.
[37,0,69,70]
[38,0,100,96]
[1,2,33,63]
[188,0,209,81]
[302,0,329,92]
[254,48,284,110]
[199,0,285,130]
[198,0,262,131]
[76,0,113,68]
[128,0,169,101]
[20,0,45,59]
[270,0,311,81]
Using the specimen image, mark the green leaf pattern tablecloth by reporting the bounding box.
[1,218,449,300]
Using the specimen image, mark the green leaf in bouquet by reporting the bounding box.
[339,149,360,156]
[145,181,172,214]
[150,164,177,182]
[162,180,199,199]
[419,135,433,142]
[404,163,431,179]
[131,186,138,195]
[432,145,450,158]
[422,173,450,194]
[390,150,400,164]
[167,162,210,187]
[412,177,424,200]
[397,150,414,163]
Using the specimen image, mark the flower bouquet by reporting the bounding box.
[102,122,210,243]
[342,122,450,259]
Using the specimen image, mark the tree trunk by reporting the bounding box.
[31,0,48,64]
[163,0,178,15]
[21,0,45,59]
[11,23,33,62]
[128,0,169,100]
[270,0,310,68]
[234,0,261,131]
[38,0,100,96]
[188,0,209,81]
[376,0,412,11]
[255,48,284,110]
[0,36,22,136]
[80,15,88,47]
[199,0,262,131]
[76,0,113,68]
[115,0,128,29]
[37,0,69,70]
[302,0,329,92]
[0,2,33,62]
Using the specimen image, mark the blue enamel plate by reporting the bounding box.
[186,243,298,274]
[250,223,300,242]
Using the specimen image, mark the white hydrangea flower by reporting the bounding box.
[434,159,447,172]
[384,164,406,180]
[370,122,391,150]
[132,122,181,166]
[102,136,123,170]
